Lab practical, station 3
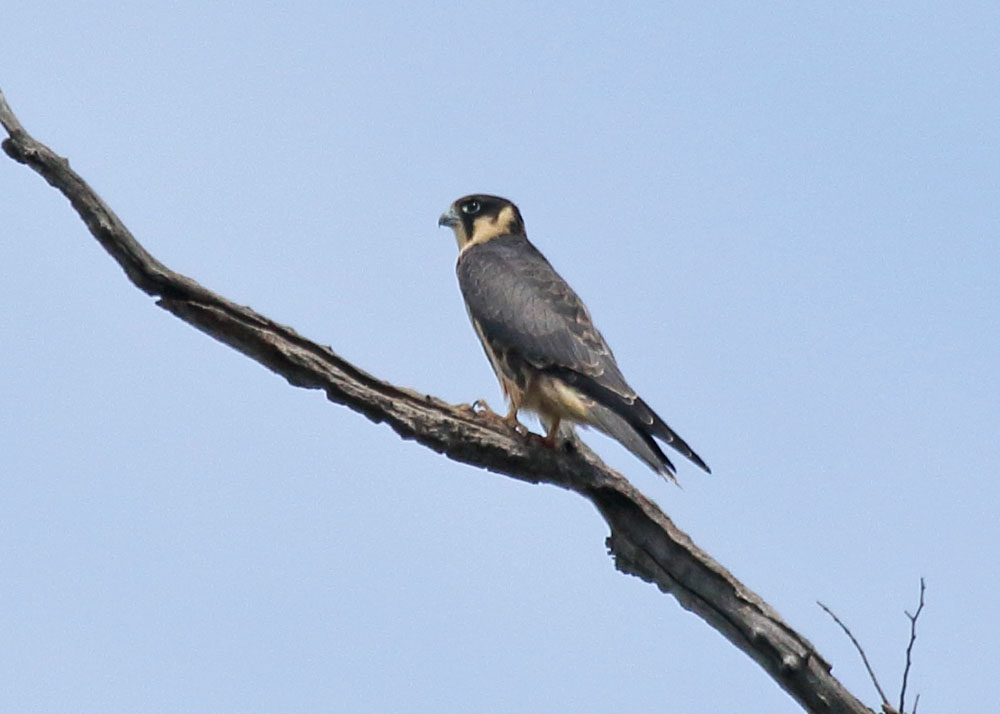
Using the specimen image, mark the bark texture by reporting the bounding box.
[1,88,874,714]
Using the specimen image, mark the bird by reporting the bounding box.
[437,194,709,481]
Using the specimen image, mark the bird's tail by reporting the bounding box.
[548,367,710,474]
[636,398,711,474]
[584,401,679,484]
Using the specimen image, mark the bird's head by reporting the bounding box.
[438,194,526,250]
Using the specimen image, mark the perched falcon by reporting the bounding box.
[438,194,709,481]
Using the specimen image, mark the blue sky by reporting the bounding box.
[2,3,997,713]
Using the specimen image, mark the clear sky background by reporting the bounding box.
[2,3,997,713]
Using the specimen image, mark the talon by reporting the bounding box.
[503,414,529,436]
[528,431,555,448]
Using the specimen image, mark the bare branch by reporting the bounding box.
[1,87,876,714]
[817,602,892,711]
[899,578,926,714]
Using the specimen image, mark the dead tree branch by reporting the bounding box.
[1,87,874,714]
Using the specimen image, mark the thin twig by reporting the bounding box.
[818,601,892,710]
[899,578,926,714]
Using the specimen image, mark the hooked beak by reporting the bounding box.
[437,206,459,228]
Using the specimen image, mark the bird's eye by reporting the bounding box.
[461,200,481,215]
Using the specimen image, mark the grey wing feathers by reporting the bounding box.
[458,234,709,475]
[457,235,624,383]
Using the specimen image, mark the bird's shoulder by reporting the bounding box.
[457,234,589,329]
[456,234,625,384]
[457,233,550,275]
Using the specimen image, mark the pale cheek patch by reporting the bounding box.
[462,205,518,252]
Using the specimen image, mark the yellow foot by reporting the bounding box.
[471,398,497,415]
[541,418,562,449]
[504,416,530,437]
[466,400,526,434]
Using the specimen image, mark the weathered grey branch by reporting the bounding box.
[1,87,874,714]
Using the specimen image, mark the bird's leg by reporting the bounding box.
[468,396,529,436]
[542,417,562,448]
[503,399,530,436]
